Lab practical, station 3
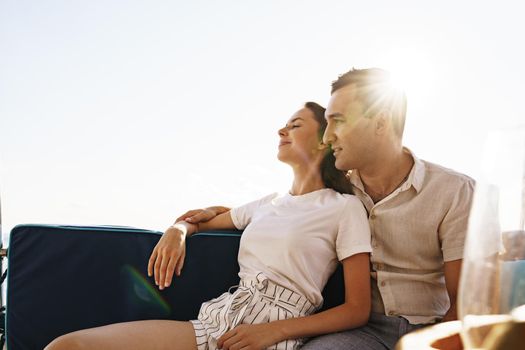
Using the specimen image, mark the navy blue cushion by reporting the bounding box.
[5,224,343,350]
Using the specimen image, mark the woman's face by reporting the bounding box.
[277,107,324,166]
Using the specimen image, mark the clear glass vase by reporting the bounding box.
[458,127,525,349]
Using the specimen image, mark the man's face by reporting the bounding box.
[323,84,375,171]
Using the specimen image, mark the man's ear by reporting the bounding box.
[374,109,392,135]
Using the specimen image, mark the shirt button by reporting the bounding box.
[388,311,395,316]
[377,263,383,270]
[381,281,386,287]
[370,214,376,220]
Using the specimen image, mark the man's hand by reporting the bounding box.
[176,206,230,224]
[217,323,284,350]
[147,222,196,290]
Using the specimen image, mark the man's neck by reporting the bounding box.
[359,148,414,203]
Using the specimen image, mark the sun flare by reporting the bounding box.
[378,50,437,106]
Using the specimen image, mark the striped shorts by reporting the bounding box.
[190,273,317,350]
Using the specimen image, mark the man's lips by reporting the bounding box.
[279,141,291,147]
[333,147,342,156]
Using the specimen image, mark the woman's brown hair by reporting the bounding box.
[304,101,353,194]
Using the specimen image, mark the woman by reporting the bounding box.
[45,102,371,350]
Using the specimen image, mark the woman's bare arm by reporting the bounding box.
[217,253,372,349]
[148,210,236,290]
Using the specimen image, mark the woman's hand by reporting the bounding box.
[217,323,284,350]
[147,222,197,290]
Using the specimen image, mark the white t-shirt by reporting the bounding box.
[230,188,371,307]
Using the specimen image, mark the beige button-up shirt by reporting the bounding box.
[349,149,475,324]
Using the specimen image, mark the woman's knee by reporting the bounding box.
[44,333,89,350]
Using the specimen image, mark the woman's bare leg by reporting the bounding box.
[44,319,197,350]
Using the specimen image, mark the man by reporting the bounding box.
[180,68,474,349]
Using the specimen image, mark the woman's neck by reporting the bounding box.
[289,165,326,196]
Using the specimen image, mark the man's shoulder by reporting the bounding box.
[422,160,476,194]
[420,159,475,187]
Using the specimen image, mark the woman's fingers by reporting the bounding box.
[164,256,177,288]
[154,249,184,289]
[153,251,163,287]
[148,227,186,289]
[158,251,170,290]
[175,249,186,276]
[147,248,157,277]
[219,332,247,350]
[217,329,234,348]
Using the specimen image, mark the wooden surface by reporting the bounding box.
[396,319,525,350]
[395,321,464,350]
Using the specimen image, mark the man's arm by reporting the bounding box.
[439,178,474,322]
[176,206,231,223]
[430,258,465,350]
[429,179,474,349]
[442,259,462,322]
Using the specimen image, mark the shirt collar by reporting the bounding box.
[348,147,425,194]
[406,147,425,193]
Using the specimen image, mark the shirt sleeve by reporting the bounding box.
[439,177,475,261]
[230,193,277,230]
[335,195,372,260]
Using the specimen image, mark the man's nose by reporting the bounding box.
[323,124,335,145]
[278,127,287,137]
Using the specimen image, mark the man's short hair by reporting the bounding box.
[331,68,407,138]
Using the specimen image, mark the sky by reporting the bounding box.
[1,0,524,243]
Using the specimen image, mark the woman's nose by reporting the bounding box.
[278,127,287,137]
